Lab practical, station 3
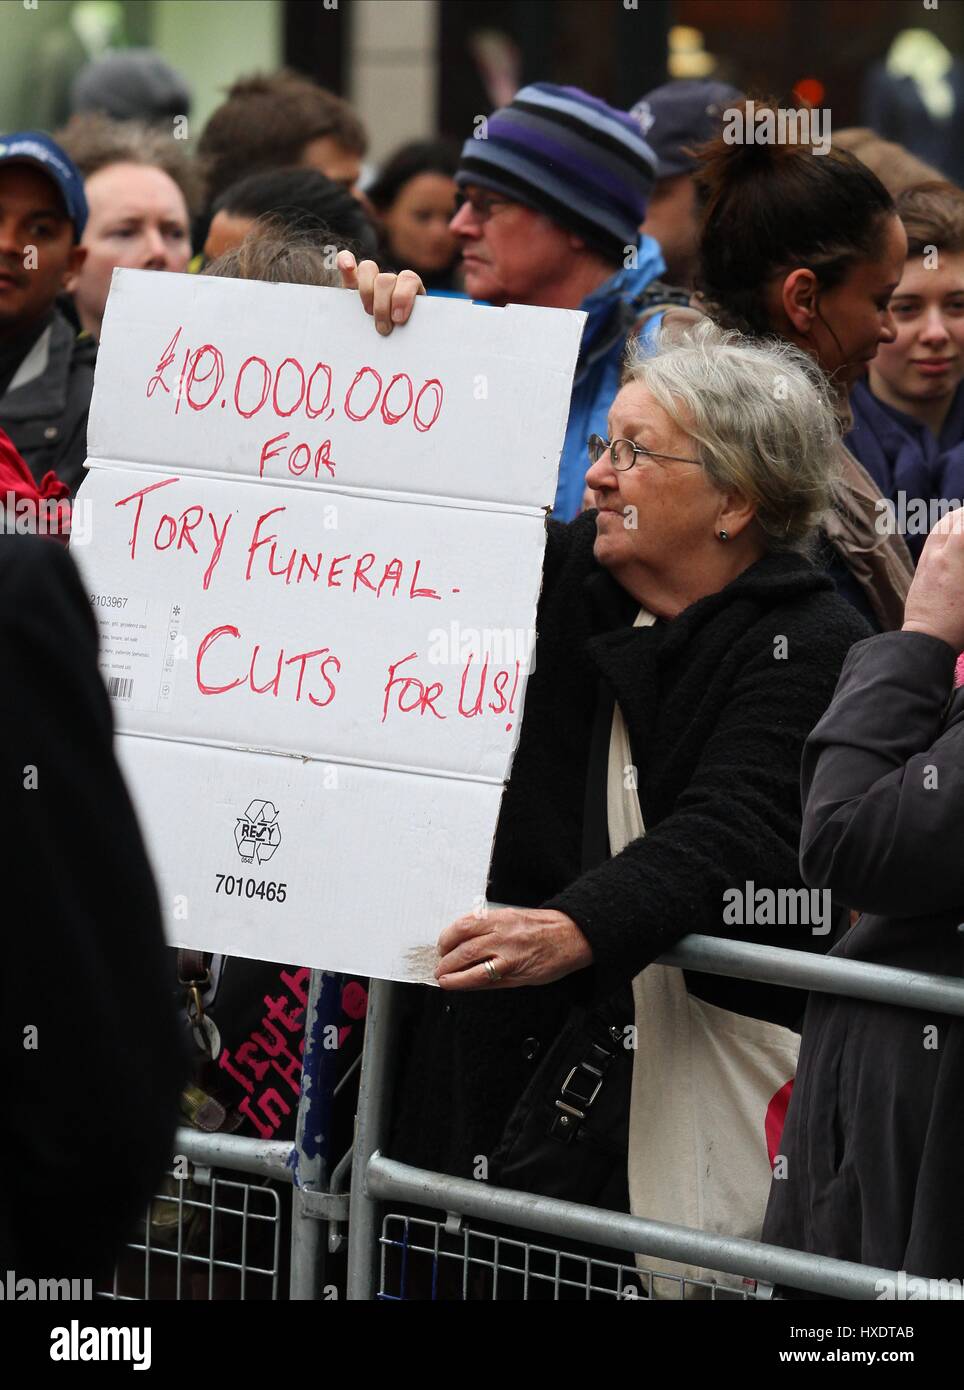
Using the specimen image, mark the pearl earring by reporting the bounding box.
[718,529,729,542]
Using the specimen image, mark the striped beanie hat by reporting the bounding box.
[456,83,657,264]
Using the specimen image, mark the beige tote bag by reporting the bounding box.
[608,609,799,1297]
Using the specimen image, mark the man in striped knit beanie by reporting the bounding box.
[452,83,684,520]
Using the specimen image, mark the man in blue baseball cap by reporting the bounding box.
[632,79,743,289]
[0,131,96,494]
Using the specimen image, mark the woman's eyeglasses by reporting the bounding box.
[587,433,702,471]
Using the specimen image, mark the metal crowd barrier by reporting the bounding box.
[349,934,964,1301]
[98,1149,287,1301]
[100,970,353,1302]
[102,936,964,1301]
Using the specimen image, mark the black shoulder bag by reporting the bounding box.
[488,676,636,1211]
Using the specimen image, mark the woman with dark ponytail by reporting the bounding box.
[692,110,914,629]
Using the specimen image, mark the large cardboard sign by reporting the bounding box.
[73,269,584,982]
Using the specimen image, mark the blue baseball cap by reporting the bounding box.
[0,131,88,240]
[630,80,744,179]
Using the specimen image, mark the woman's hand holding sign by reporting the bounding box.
[337,251,425,335]
[435,907,594,990]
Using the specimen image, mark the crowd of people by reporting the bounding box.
[2,50,963,1299]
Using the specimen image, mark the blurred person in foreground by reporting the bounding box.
[845,182,964,563]
[56,113,202,342]
[0,132,93,494]
[763,507,964,1284]
[449,82,690,520]
[0,532,184,1280]
[631,78,742,290]
[203,167,378,266]
[365,139,460,290]
[693,108,915,630]
[341,256,868,1290]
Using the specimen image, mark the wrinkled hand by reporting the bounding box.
[435,907,593,991]
[903,506,964,652]
[337,251,425,335]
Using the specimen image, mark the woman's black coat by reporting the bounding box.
[389,512,869,1181]
[763,630,964,1279]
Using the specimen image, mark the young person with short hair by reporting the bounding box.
[845,181,964,561]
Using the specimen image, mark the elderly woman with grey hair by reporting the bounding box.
[343,258,871,1290]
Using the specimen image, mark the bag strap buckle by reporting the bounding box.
[547,1021,630,1142]
[559,1061,604,1111]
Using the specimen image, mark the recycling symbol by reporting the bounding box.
[235,799,282,864]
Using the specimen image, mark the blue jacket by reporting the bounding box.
[845,377,964,563]
[554,236,670,520]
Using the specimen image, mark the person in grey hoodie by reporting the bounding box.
[763,506,964,1280]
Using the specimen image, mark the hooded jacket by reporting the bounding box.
[553,235,688,521]
[845,377,964,563]
[0,309,96,495]
[762,629,964,1278]
[388,511,869,1181]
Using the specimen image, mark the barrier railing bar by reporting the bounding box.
[661,933,964,1015]
[173,1128,294,1182]
[289,969,339,1300]
[365,1154,914,1301]
[328,1146,354,1255]
[347,978,400,1301]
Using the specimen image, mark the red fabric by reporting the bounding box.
[765,1077,794,1167]
[0,427,70,540]
[955,652,964,688]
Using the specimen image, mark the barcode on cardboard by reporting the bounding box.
[108,676,134,701]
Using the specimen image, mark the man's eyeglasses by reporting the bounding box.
[587,433,702,471]
[453,190,516,222]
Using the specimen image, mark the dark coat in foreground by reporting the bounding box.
[0,537,185,1279]
[389,511,869,1181]
[763,631,964,1279]
[0,311,97,495]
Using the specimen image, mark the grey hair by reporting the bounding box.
[622,320,841,553]
[203,226,341,288]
